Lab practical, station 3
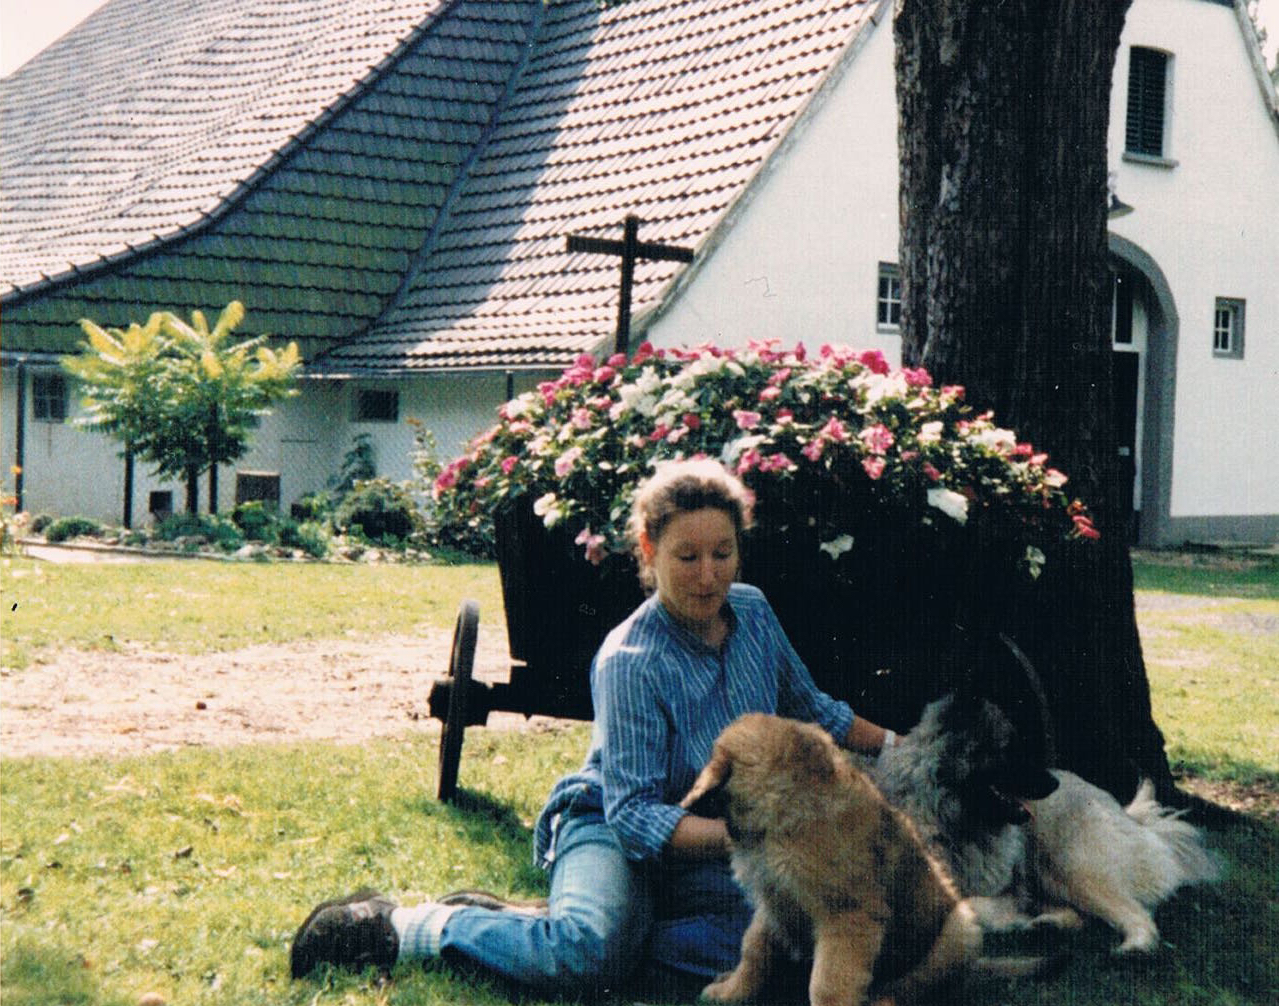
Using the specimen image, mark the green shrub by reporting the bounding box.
[333,479,423,546]
[28,513,54,534]
[278,519,330,559]
[290,490,335,523]
[44,516,103,543]
[155,513,244,552]
[230,500,279,542]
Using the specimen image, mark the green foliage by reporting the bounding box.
[230,501,280,542]
[28,513,54,534]
[155,513,244,552]
[277,519,331,559]
[332,478,424,545]
[335,433,377,493]
[289,490,336,524]
[62,302,301,513]
[43,516,104,544]
[409,418,495,559]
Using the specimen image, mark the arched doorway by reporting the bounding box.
[1108,234,1178,547]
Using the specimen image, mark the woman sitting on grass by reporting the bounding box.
[290,458,895,990]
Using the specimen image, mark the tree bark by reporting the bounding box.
[894,0,1174,800]
[123,449,134,529]
[185,468,199,515]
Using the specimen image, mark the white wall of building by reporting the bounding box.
[645,12,903,362]
[1108,0,1279,522]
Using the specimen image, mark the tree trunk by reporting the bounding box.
[894,0,1174,800]
[123,449,134,529]
[185,468,199,515]
[208,463,218,515]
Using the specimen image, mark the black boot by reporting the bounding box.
[290,888,398,978]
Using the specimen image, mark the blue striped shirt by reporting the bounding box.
[533,583,854,867]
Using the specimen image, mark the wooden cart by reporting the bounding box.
[429,495,1047,802]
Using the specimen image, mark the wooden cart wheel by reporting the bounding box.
[437,599,479,803]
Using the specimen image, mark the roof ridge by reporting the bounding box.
[343,0,548,351]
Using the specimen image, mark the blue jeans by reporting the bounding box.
[436,807,752,990]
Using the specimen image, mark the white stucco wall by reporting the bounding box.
[1108,0,1279,521]
[645,9,903,362]
[648,0,1278,532]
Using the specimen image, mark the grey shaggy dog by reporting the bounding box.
[872,695,1219,953]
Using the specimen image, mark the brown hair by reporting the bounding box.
[628,459,754,585]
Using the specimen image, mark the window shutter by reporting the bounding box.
[1125,48,1167,157]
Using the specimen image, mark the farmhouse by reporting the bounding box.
[2,0,1276,545]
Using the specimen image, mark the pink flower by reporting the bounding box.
[554,447,583,477]
[500,456,519,475]
[941,384,965,400]
[649,424,671,442]
[733,409,762,430]
[801,440,824,462]
[632,341,656,364]
[571,407,593,430]
[859,349,890,375]
[862,457,886,480]
[774,408,794,426]
[683,413,702,430]
[593,366,617,384]
[607,353,627,367]
[575,528,607,564]
[508,420,532,435]
[766,367,792,386]
[1012,442,1035,457]
[758,385,782,402]
[1071,514,1101,540]
[858,423,895,455]
[922,462,942,482]
[757,452,797,474]
[901,366,932,388]
[820,416,850,443]
[735,448,763,474]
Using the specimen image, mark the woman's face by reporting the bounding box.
[645,508,739,633]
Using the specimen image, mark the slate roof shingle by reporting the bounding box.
[1,0,880,370]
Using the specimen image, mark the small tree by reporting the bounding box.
[64,302,301,518]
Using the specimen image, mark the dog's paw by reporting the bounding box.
[1030,907,1085,932]
[700,973,753,1003]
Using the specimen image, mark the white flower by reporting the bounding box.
[972,426,1017,454]
[504,394,532,419]
[927,488,969,525]
[533,492,563,527]
[819,534,855,560]
[720,434,767,464]
[918,421,944,444]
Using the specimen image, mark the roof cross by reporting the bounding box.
[566,215,694,356]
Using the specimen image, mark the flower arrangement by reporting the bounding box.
[432,340,1097,579]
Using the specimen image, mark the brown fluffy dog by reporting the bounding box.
[680,713,988,1006]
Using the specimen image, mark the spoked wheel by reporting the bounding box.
[437,599,479,803]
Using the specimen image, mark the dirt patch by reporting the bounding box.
[0,625,571,760]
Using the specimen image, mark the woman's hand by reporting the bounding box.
[668,813,731,860]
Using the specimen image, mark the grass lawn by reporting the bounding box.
[2,551,1276,1005]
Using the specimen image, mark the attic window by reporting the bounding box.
[876,263,902,332]
[32,374,67,422]
[1212,298,1245,359]
[1124,47,1172,162]
[355,388,399,423]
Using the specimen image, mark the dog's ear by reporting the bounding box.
[787,724,836,783]
[680,746,733,810]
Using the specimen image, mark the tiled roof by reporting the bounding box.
[327,0,879,371]
[2,0,880,370]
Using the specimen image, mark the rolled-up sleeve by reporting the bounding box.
[592,641,686,862]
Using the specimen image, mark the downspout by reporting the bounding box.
[13,360,26,511]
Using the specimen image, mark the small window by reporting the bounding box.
[32,374,67,422]
[1125,47,1170,158]
[354,388,399,423]
[1212,298,1245,359]
[876,263,901,331]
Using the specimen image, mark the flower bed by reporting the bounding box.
[434,340,1097,720]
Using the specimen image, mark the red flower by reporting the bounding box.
[859,349,890,375]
